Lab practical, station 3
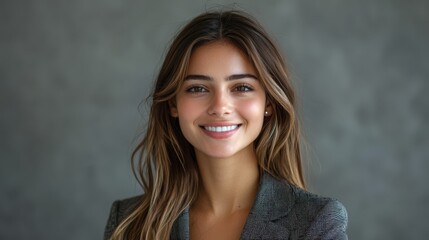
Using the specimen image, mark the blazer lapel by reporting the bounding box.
[240,172,295,239]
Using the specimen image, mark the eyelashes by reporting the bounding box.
[233,83,254,92]
[186,85,207,93]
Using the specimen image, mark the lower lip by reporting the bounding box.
[201,126,240,139]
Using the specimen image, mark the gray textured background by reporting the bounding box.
[1,0,428,239]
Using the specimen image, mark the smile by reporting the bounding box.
[203,125,239,132]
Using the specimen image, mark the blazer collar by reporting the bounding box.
[171,172,295,239]
[240,172,294,239]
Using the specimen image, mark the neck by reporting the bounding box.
[193,149,260,216]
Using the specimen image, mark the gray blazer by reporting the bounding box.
[104,172,348,239]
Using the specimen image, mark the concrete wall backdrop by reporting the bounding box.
[1,0,428,239]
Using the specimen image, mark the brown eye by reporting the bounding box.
[186,86,207,93]
[234,84,253,92]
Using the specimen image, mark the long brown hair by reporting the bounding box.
[111,10,305,240]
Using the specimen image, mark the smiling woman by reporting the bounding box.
[104,10,348,240]
[173,41,268,160]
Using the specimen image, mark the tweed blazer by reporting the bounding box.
[104,172,348,239]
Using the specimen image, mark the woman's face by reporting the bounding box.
[171,41,271,159]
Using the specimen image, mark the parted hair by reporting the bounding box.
[111,10,305,240]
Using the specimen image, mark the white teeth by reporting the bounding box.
[204,125,238,132]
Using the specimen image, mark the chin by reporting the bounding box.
[203,152,237,159]
[195,146,237,159]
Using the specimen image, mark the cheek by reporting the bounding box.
[176,97,203,122]
[240,98,266,121]
[177,97,194,113]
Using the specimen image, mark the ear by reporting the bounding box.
[264,101,273,117]
[169,100,178,117]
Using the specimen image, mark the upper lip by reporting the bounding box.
[199,122,241,127]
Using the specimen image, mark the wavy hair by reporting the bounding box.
[111,10,305,240]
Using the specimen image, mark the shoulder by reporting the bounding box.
[290,184,347,222]
[243,173,348,239]
[259,173,348,239]
[286,184,348,239]
[103,195,142,240]
[261,173,347,223]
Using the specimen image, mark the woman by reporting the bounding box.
[104,10,348,240]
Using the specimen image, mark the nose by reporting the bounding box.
[207,90,232,117]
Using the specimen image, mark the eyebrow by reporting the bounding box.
[184,74,258,81]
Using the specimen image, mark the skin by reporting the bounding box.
[171,40,272,240]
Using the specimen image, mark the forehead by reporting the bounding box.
[187,41,256,76]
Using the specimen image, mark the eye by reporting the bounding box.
[186,86,208,93]
[233,84,253,92]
